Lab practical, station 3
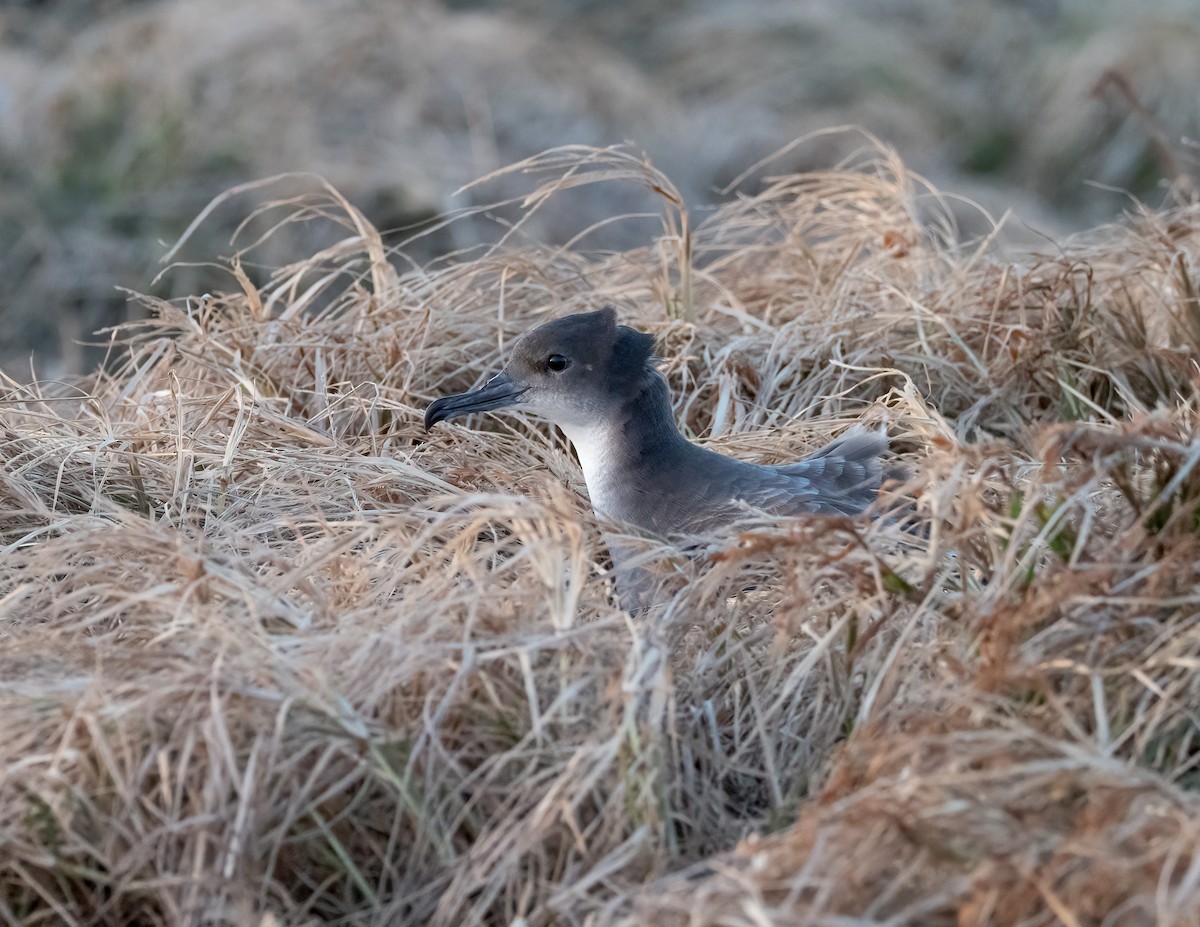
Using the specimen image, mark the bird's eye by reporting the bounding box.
[547,354,571,372]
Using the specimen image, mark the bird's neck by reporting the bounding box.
[557,374,690,516]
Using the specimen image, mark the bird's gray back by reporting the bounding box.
[602,428,887,538]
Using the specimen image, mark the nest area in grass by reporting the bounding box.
[1,141,1199,926]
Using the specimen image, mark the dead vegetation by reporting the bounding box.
[2,141,1199,925]
[7,0,1200,376]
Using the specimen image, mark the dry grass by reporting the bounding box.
[2,140,1200,926]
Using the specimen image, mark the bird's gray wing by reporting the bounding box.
[630,429,890,536]
[773,427,888,515]
[658,455,827,534]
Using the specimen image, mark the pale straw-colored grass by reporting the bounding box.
[2,138,1198,925]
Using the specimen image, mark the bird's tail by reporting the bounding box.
[779,426,893,516]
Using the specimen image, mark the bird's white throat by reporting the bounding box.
[557,421,621,518]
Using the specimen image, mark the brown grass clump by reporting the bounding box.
[2,141,1200,925]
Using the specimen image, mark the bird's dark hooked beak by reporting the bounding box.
[424,372,528,431]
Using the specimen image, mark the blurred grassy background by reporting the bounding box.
[1,0,1197,376]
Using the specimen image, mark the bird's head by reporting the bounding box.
[424,306,656,431]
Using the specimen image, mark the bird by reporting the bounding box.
[425,306,892,606]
